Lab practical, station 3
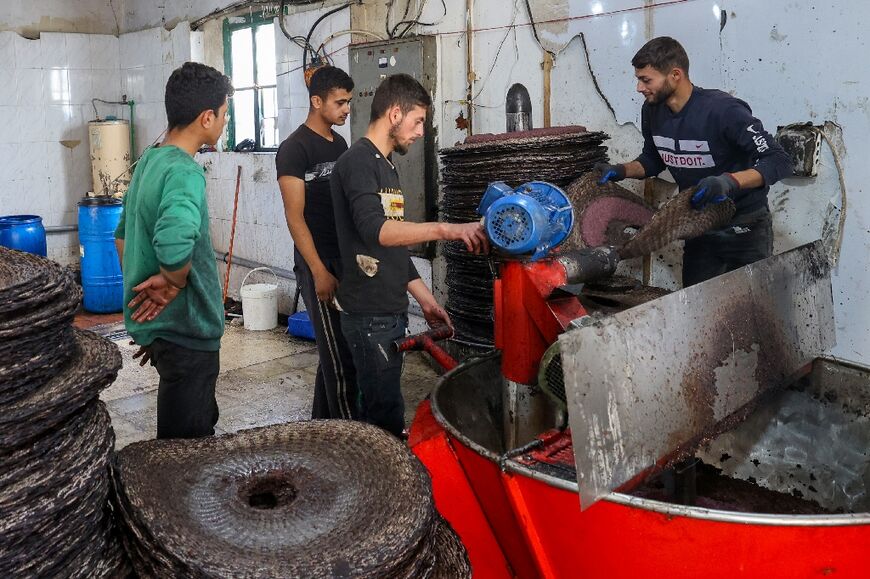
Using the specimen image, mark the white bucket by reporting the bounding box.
[239,267,278,331]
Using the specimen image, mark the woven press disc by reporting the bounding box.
[114,420,469,578]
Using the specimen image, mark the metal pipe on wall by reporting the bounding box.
[45,225,78,234]
[214,250,296,280]
[542,52,554,128]
[465,0,475,135]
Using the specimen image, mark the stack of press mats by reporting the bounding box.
[0,247,128,577]
[439,127,608,346]
[112,420,471,578]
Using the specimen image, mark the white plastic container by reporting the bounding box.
[239,267,278,331]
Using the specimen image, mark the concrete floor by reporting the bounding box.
[86,318,439,448]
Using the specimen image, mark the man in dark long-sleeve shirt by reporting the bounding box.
[330,74,488,437]
[597,36,793,286]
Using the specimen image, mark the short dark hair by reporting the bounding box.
[631,36,690,75]
[165,62,234,130]
[308,66,354,102]
[370,74,431,123]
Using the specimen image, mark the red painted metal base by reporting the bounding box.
[408,401,513,578]
[411,404,870,579]
[494,259,587,385]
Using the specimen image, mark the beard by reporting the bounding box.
[389,121,409,156]
[648,79,676,104]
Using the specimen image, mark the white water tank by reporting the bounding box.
[88,119,131,197]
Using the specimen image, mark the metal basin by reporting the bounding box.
[430,352,870,578]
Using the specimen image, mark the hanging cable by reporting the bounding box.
[816,125,848,266]
[278,0,320,54]
[468,0,519,103]
[91,98,127,121]
[386,0,415,39]
[523,0,555,57]
[316,29,386,55]
[389,0,448,39]
[191,0,317,30]
[303,2,353,73]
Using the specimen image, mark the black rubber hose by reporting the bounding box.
[303,2,352,73]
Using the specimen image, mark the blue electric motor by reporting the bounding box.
[477,181,574,261]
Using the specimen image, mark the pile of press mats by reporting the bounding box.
[0,246,470,578]
[0,246,127,576]
[113,420,470,577]
[440,126,608,346]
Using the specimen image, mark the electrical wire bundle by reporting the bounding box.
[0,247,128,577]
[278,0,354,74]
[439,127,608,346]
[112,420,470,578]
[386,0,447,39]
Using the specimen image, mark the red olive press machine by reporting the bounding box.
[400,180,868,578]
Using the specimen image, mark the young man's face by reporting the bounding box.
[635,65,677,104]
[203,100,229,146]
[388,104,427,156]
[314,88,353,127]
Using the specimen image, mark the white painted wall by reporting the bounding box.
[122,0,253,32]
[0,0,121,36]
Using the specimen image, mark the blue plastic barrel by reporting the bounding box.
[78,197,124,313]
[0,215,47,256]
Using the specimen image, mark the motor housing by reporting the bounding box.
[478,181,574,261]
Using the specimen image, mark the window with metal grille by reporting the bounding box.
[223,13,278,151]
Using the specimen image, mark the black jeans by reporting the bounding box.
[682,207,773,287]
[294,249,358,420]
[149,339,220,439]
[339,312,408,437]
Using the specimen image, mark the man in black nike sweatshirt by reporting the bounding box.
[597,36,793,286]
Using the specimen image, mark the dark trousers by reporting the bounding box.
[340,312,408,437]
[294,249,358,420]
[682,207,773,287]
[149,338,220,439]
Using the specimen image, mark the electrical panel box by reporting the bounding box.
[349,36,437,256]
[775,123,822,177]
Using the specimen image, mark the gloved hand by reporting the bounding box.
[594,162,626,185]
[691,174,740,210]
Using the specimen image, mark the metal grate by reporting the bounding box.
[538,341,566,410]
[103,329,130,342]
[490,206,532,248]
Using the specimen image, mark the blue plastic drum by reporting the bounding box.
[78,197,124,313]
[0,215,47,256]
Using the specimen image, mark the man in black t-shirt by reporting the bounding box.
[330,74,488,438]
[596,37,792,286]
[276,66,358,420]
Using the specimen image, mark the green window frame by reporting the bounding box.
[223,12,279,151]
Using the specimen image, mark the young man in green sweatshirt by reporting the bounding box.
[114,62,233,439]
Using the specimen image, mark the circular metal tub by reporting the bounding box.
[430,352,870,578]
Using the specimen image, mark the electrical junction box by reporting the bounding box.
[775,123,822,177]
[349,36,437,257]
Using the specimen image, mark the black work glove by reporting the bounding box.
[594,162,627,185]
[691,173,740,210]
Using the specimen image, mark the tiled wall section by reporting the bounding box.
[0,30,122,265]
[199,151,299,312]
[0,15,432,325]
[119,24,194,156]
